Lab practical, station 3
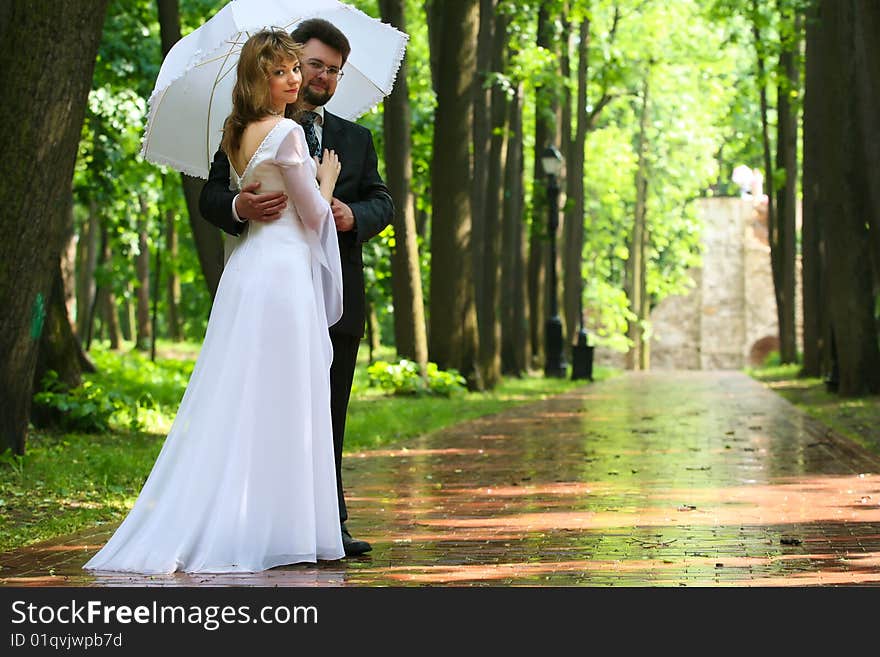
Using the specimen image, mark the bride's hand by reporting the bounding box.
[315,149,341,187]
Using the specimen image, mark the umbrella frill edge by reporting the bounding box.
[338,4,410,96]
[141,148,210,180]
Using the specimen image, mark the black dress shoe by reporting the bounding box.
[341,525,372,556]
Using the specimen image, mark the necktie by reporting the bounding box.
[299,111,321,158]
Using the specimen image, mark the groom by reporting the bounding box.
[198,18,394,556]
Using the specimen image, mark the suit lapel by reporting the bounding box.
[321,110,345,153]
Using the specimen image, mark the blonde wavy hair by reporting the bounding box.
[220,28,304,158]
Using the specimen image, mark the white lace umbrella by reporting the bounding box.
[141,0,408,178]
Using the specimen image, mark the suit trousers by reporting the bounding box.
[330,331,360,524]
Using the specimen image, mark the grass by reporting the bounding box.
[0,341,614,555]
[747,362,880,457]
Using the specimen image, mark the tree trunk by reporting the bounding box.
[852,0,880,277]
[0,0,109,455]
[639,224,649,370]
[368,301,381,360]
[34,193,96,396]
[626,76,649,370]
[752,3,780,365]
[427,0,481,388]
[101,288,123,350]
[61,201,78,328]
[774,5,800,364]
[563,17,590,349]
[379,0,428,370]
[76,201,99,343]
[426,0,444,97]
[819,0,880,396]
[165,206,183,341]
[182,177,224,298]
[96,217,124,350]
[33,263,96,397]
[559,10,573,347]
[135,197,152,351]
[501,81,527,376]
[527,4,558,370]
[156,0,224,298]
[121,281,136,343]
[801,0,823,377]
[472,0,494,352]
[476,8,509,389]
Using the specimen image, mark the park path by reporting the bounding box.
[2,371,880,586]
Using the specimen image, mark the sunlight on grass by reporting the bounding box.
[747,361,880,459]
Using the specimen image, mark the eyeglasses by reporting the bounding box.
[304,59,344,79]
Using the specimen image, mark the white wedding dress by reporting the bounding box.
[84,119,345,573]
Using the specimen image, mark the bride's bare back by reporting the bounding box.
[230,117,285,178]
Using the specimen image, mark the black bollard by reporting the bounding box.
[571,328,594,381]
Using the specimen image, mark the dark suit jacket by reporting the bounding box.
[198,111,394,338]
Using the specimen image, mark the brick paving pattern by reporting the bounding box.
[2,371,879,586]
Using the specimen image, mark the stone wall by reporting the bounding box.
[648,196,801,370]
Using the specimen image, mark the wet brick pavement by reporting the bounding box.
[2,371,879,587]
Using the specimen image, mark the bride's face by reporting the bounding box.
[267,58,302,112]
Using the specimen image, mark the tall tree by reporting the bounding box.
[817,0,880,395]
[773,2,800,364]
[562,15,591,349]
[427,0,481,387]
[800,0,823,377]
[33,195,96,397]
[164,205,183,341]
[750,0,785,363]
[500,80,528,375]
[156,0,224,298]
[379,0,428,368]
[527,3,560,369]
[76,205,99,343]
[135,198,152,351]
[852,0,880,273]
[476,8,510,388]
[472,0,495,335]
[0,0,110,455]
[90,221,124,350]
[626,74,650,370]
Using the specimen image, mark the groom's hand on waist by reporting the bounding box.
[234,182,287,223]
[331,198,355,232]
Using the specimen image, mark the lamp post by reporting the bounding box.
[541,145,566,378]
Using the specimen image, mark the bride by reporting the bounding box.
[84,29,345,573]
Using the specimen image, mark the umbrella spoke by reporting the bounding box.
[207,36,243,163]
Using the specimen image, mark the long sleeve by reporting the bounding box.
[275,124,333,232]
[274,121,343,330]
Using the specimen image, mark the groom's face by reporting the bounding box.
[298,38,343,109]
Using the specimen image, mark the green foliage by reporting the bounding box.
[574,0,751,350]
[747,364,880,458]
[32,345,193,435]
[33,371,128,433]
[0,449,25,478]
[367,359,467,397]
